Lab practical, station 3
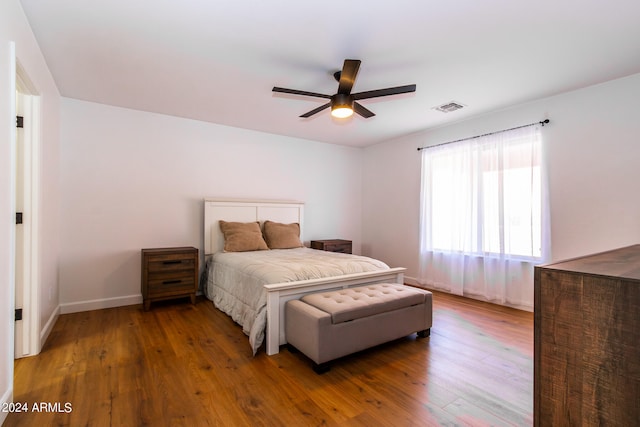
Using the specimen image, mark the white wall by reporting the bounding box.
[0,0,61,421]
[60,73,640,310]
[59,98,363,311]
[363,72,640,282]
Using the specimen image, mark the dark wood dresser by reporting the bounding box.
[310,239,352,254]
[141,247,199,311]
[534,245,640,426]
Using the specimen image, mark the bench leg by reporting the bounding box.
[313,362,331,374]
[288,344,329,374]
[417,328,431,338]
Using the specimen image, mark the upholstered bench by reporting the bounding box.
[285,283,432,373]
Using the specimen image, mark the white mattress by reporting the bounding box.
[206,247,389,354]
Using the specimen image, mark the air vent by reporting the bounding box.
[434,101,465,113]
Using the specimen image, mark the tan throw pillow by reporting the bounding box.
[263,221,303,249]
[219,221,269,252]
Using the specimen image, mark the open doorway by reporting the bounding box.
[14,62,40,358]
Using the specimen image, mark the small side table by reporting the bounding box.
[141,247,198,311]
[310,239,352,254]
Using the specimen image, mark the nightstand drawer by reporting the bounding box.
[323,243,351,253]
[310,239,352,254]
[147,271,195,294]
[148,257,196,273]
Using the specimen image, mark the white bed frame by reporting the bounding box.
[203,198,406,355]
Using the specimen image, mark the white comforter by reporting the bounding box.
[206,247,389,354]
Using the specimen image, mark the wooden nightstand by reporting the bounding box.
[141,247,198,311]
[310,239,352,254]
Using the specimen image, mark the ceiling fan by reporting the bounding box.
[272,59,416,119]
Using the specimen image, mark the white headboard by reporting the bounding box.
[204,198,305,255]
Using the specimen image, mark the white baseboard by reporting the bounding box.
[40,304,60,349]
[0,387,13,425]
[406,277,533,312]
[60,294,142,314]
[404,276,419,286]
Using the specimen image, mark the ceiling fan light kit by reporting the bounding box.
[273,59,416,120]
[330,93,354,118]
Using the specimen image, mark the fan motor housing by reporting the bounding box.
[331,93,353,109]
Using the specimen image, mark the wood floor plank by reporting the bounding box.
[5,291,533,426]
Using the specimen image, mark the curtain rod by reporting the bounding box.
[416,119,550,151]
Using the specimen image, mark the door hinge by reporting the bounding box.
[16,212,23,225]
[15,308,23,321]
[17,116,24,128]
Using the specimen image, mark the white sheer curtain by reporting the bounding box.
[418,124,549,309]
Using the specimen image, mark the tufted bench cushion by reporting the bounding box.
[301,283,428,324]
[286,283,432,373]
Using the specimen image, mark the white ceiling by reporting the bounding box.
[19,0,640,147]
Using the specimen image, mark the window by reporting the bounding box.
[418,123,547,308]
[421,125,542,259]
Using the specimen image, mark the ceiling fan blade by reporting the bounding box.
[273,87,331,99]
[352,84,416,100]
[300,102,331,118]
[354,102,375,118]
[337,59,361,95]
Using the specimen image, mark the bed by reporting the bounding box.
[203,198,406,355]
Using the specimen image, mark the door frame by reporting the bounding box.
[14,61,40,358]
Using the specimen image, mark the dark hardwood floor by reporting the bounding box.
[5,291,533,426]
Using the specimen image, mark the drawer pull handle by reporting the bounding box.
[162,280,182,285]
[163,260,182,265]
